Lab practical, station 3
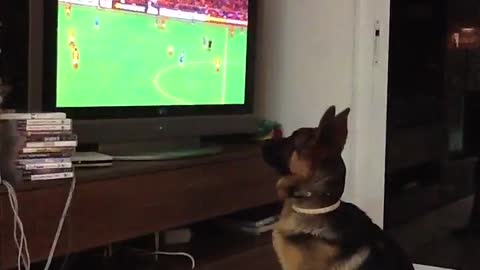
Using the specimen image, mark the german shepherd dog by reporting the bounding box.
[262,106,414,270]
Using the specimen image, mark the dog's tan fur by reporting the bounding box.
[273,197,339,270]
[273,146,369,269]
[289,152,312,178]
[271,111,338,268]
[273,174,372,270]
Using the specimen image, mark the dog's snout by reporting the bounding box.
[261,140,278,162]
[262,139,292,175]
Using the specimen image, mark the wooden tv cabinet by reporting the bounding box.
[0,144,280,270]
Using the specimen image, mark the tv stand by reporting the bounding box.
[0,144,280,270]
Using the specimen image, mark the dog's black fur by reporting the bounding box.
[262,106,414,270]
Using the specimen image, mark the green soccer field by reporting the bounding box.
[56,4,248,107]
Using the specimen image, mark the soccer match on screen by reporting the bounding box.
[56,0,249,107]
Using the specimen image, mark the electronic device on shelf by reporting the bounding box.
[72,152,113,167]
[28,0,257,161]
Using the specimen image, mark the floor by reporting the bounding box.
[389,196,478,270]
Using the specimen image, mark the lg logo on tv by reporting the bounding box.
[157,108,167,115]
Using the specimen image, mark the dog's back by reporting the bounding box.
[325,202,413,270]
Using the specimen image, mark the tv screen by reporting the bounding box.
[55,0,250,108]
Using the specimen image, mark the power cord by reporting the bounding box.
[0,171,31,270]
[58,214,73,270]
[150,251,195,269]
[128,247,196,269]
[0,170,76,270]
[43,175,76,270]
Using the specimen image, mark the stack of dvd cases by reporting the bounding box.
[0,112,77,181]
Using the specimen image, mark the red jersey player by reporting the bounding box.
[65,3,72,17]
[72,47,80,70]
[229,26,235,38]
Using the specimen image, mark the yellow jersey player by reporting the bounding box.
[72,47,80,69]
[68,29,76,49]
[215,57,221,72]
[156,17,166,30]
[160,18,166,30]
[167,45,174,56]
[65,4,72,17]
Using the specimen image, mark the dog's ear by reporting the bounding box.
[332,108,350,153]
[297,105,336,154]
[312,107,350,161]
[318,106,336,128]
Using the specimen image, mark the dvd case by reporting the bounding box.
[0,113,77,182]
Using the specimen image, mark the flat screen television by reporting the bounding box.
[35,0,257,159]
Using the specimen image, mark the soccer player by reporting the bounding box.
[203,36,207,49]
[230,26,235,38]
[65,3,72,17]
[158,18,166,30]
[94,16,100,29]
[179,51,185,66]
[72,47,80,70]
[161,19,166,30]
[168,45,174,56]
[241,26,246,34]
[68,29,76,49]
[215,57,221,72]
[208,40,212,51]
[155,17,165,29]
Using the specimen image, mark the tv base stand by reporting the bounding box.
[112,145,223,161]
[85,137,224,161]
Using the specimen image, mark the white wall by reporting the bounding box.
[255,0,355,134]
[255,0,390,226]
[349,0,390,227]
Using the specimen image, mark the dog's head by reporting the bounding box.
[262,106,350,208]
